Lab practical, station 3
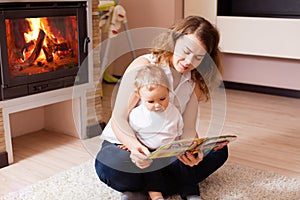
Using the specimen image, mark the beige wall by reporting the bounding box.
[122,0,183,28]
[107,0,183,76]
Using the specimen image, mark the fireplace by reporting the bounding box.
[0,1,90,100]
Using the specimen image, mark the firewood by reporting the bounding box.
[42,46,53,62]
[21,41,34,60]
[45,36,56,53]
[55,42,69,51]
[25,29,45,64]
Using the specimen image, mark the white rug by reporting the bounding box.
[1,160,299,200]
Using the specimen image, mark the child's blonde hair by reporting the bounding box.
[134,64,170,92]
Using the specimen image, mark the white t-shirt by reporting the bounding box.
[129,102,183,149]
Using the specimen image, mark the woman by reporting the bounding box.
[95,16,228,200]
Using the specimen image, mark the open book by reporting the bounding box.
[149,134,237,159]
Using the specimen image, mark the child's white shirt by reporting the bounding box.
[129,102,183,149]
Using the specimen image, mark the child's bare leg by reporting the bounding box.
[148,191,164,200]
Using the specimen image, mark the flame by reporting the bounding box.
[22,17,69,62]
[6,15,78,77]
[24,18,41,43]
[23,18,48,61]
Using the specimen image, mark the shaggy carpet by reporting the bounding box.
[1,160,299,200]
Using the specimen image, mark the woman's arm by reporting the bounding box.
[177,87,204,166]
[111,93,141,149]
[110,56,152,168]
[111,56,149,148]
[181,91,199,139]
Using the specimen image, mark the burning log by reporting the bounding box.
[42,46,54,62]
[25,29,45,64]
[21,41,35,60]
[45,36,55,52]
[55,42,69,51]
[44,36,71,59]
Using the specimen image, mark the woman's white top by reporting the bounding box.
[129,102,183,149]
[100,54,195,145]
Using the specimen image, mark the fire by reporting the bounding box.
[23,17,66,63]
[22,18,44,62]
[5,15,79,77]
[24,18,41,43]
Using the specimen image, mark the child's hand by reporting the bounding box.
[117,144,130,152]
[130,145,152,169]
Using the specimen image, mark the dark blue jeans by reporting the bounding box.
[95,140,228,198]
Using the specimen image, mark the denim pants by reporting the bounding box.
[95,140,228,198]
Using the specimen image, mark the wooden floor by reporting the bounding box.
[199,89,300,178]
[0,83,299,196]
[0,130,93,196]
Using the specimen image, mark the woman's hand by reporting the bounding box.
[177,150,203,167]
[130,145,152,169]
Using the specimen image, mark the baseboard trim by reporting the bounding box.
[0,151,9,168]
[223,81,300,98]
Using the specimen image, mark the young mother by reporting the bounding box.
[95,16,228,200]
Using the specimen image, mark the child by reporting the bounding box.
[129,64,183,200]
[129,64,183,150]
